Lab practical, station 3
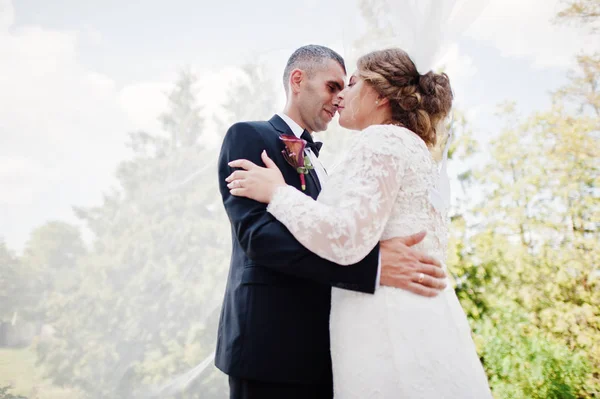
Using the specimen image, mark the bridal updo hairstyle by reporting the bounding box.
[356,48,453,147]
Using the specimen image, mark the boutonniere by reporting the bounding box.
[279,134,314,191]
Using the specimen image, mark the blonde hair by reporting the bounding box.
[357,48,453,147]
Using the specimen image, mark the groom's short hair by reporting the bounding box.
[283,45,346,94]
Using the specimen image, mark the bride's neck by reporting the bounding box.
[362,106,393,130]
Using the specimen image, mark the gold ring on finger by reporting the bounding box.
[418,272,425,284]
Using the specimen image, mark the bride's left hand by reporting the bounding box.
[227,150,287,203]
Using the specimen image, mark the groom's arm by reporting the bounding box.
[219,122,379,293]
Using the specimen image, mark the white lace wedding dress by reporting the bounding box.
[267,124,493,398]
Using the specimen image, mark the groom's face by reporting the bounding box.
[298,59,345,133]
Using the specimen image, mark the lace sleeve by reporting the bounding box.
[267,125,411,265]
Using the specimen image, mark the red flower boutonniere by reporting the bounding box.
[279,134,314,191]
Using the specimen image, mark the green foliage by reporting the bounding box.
[556,0,600,33]
[19,222,87,321]
[0,241,24,322]
[448,52,600,397]
[0,386,27,399]
[472,305,590,399]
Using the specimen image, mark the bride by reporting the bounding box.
[226,48,493,398]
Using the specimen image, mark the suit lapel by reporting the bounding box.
[268,114,293,135]
[306,164,321,192]
[269,115,322,196]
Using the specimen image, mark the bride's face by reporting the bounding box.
[337,73,381,130]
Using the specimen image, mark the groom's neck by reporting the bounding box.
[282,106,312,134]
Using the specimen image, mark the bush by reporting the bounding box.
[0,386,27,399]
[475,308,591,399]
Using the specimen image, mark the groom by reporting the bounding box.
[216,45,447,399]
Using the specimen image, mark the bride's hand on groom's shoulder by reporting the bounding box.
[379,231,447,297]
[227,151,287,203]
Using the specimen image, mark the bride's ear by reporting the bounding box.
[376,96,389,107]
[290,69,304,94]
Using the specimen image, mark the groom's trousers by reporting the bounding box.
[229,376,333,399]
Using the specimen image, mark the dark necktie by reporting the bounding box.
[301,130,323,157]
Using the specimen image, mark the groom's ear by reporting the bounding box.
[290,69,304,94]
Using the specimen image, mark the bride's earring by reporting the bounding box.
[375,100,379,105]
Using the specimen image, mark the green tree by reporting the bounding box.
[447,57,599,398]
[37,69,230,398]
[18,222,87,322]
[218,63,279,133]
[0,386,27,399]
[0,240,24,323]
[441,3,600,395]
[555,53,600,116]
[478,305,590,399]
[556,0,600,32]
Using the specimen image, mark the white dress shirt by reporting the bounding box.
[276,113,381,290]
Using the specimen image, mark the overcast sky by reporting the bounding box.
[1,0,598,252]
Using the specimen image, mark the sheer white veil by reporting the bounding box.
[0,1,487,398]
[341,0,489,213]
[108,2,488,397]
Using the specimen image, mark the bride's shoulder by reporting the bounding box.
[360,124,426,155]
[363,124,421,140]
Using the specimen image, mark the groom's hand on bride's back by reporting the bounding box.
[379,231,447,297]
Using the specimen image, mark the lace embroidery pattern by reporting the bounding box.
[267,124,493,398]
[268,124,447,266]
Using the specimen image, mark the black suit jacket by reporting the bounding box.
[214,115,380,384]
